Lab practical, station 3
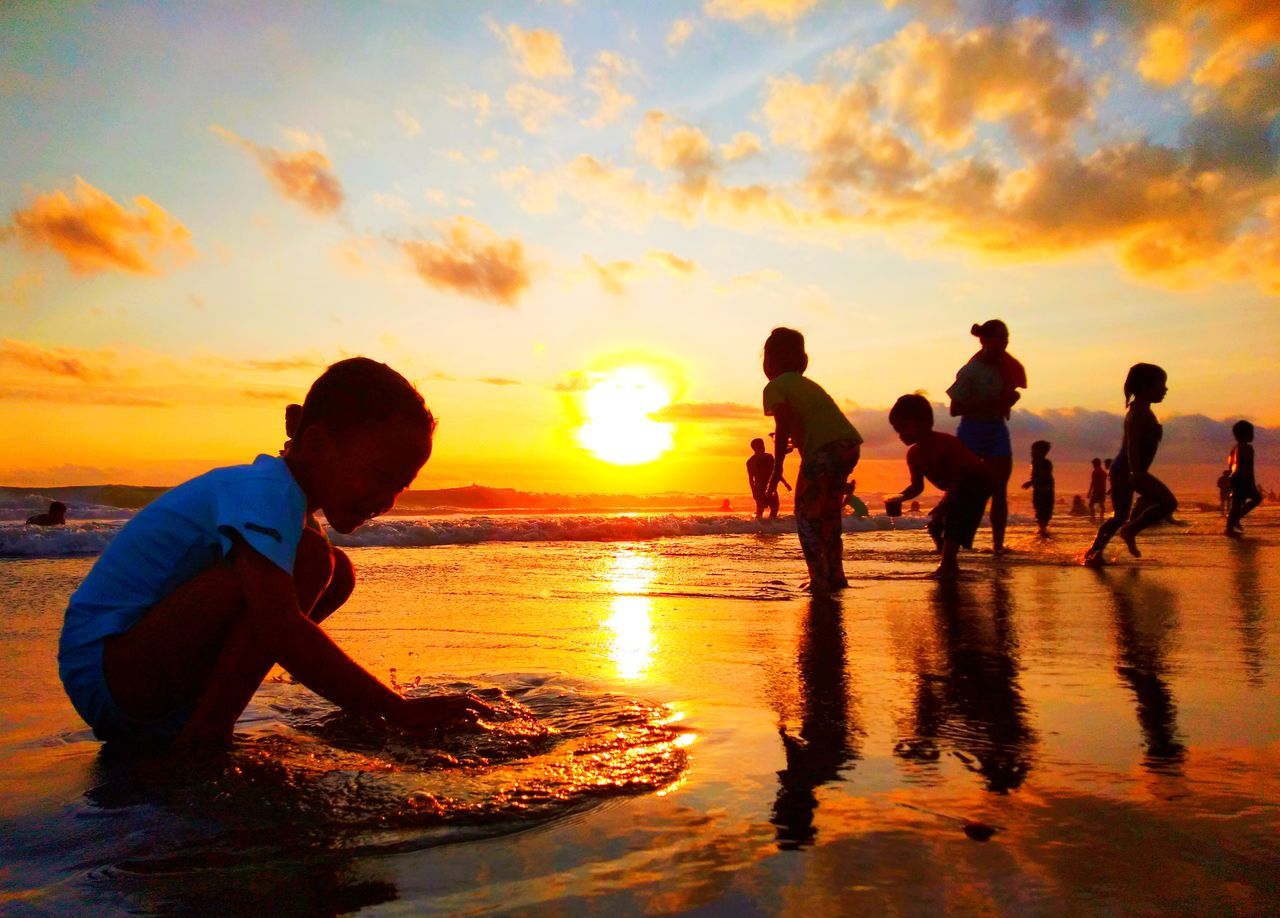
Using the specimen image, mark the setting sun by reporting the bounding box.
[576,367,675,466]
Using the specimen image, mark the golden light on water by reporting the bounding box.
[576,367,675,466]
[604,548,656,680]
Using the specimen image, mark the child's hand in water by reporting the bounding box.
[390,693,501,732]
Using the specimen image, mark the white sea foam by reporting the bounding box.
[0,512,943,557]
[0,494,136,521]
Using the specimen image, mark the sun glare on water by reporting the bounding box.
[577,367,674,465]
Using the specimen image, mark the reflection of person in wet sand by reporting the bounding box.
[1229,539,1266,687]
[772,594,861,849]
[26,501,67,526]
[1093,568,1185,772]
[894,577,1034,793]
[746,438,782,520]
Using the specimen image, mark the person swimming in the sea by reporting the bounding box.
[27,500,68,526]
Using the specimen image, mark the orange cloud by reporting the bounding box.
[505,84,569,133]
[648,250,697,274]
[212,125,344,215]
[722,132,763,162]
[399,217,532,306]
[636,111,717,188]
[0,338,115,381]
[582,51,635,128]
[880,20,1092,149]
[666,18,695,50]
[6,177,192,275]
[0,386,169,407]
[493,22,573,78]
[584,255,639,296]
[703,0,818,24]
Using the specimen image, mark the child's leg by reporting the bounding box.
[1118,475,1176,556]
[102,530,347,740]
[934,539,961,578]
[1085,479,1133,562]
[178,539,354,744]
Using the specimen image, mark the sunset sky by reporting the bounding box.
[2,1,1277,495]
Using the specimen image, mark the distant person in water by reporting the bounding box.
[26,500,67,526]
[843,479,870,519]
[1226,420,1263,537]
[1088,458,1108,520]
[761,327,862,593]
[58,357,499,748]
[1021,440,1054,537]
[747,438,780,520]
[1085,363,1177,565]
[887,394,992,579]
[1070,494,1089,516]
[946,319,1026,554]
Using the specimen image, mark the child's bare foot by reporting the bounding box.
[1117,524,1141,557]
[928,563,960,580]
[1225,527,1243,539]
[1082,550,1105,567]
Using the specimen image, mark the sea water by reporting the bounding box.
[1,507,1277,914]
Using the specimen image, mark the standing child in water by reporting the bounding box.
[1021,440,1054,537]
[1088,458,1108,520]
[886,394,993,579]
[59,357,498,747]
[1084,363,1177,565]
[761,327,862,593]
[746,438,780,521]
[1226,420,1262,537]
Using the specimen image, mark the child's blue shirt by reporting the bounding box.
[59,455,308,659]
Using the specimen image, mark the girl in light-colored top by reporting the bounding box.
[761,327,862,594]
[946,319,1026,554]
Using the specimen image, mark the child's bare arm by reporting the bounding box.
[232,544,496,728]
[768,405,795,492]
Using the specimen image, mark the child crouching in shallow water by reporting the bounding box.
[1085,363,1177,565]
[886,394,993,579]
[760,327,862,593]
[59,357,498,747]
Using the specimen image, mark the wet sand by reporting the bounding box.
[2,509,1278,914]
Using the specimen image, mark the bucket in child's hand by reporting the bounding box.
[885,497,903,518]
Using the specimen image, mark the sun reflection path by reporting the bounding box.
[604,547,657,680]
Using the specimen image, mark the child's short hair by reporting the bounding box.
[1233,419,1254,441]
[50,501,67,514]
[1032,440,1051,454]
[1123,362,1166,406]
[299,358,436,439]
[888,393,934,428]
[763,327,807,374]
[750,437,765,450]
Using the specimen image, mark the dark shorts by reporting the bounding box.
[1033,489,1054,523]
[957,418,1012,459]
[1231,476,1261,502]
[940,475,992,549]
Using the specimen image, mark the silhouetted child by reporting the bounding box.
[59,358,499,747]
[1088,458,1108,520]
[1226,420,1262,537]
[1085,363,1177,564]
[761,327,862,593]
[843,478,870,518]
[1070,494,1089,516]
[1021,440,1054,536]
[747,438,780,520]
[1217,469,1232,514]
[27,500,67,526]
[887,394,992,579]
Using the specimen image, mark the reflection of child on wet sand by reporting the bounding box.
[1021,440,1054,537]
[1088,458,1108,520]
[747,438,780,520]
[1226,420,1262,537]
[27,501,67,526]
[887,394,992,579]
[59,358,500,748]
[761,327,862,593]
[1085,363,1177,565]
